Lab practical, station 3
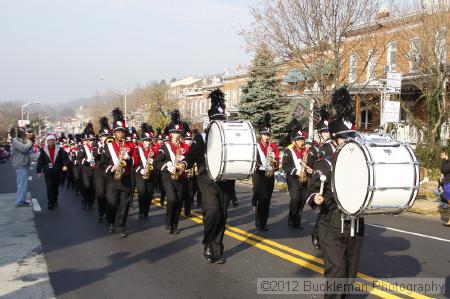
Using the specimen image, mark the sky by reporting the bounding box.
[0,0,256,104]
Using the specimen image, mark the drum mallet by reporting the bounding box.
[319,175,326,195]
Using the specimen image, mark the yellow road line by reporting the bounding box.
[151,199,430,299]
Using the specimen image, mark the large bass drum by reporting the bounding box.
[206,120,257,181]
[332,136,419,216]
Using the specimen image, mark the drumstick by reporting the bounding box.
[319,175,326,195]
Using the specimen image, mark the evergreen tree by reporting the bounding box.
[239,44,293,144]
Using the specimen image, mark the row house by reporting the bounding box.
[279,7,450,143]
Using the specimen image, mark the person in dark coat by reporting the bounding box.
[305,87,363,299]
[37,135,69,209]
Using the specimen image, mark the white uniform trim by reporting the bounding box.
[288,148,301,175]
[257,144,268,171]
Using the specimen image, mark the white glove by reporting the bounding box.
[296,169,301,176]
[62,166,68,172]
[124,152,130,160]
[111,165,118,173]
[168,165,176,174]
[140,169,146,175]
[266,166,273,172]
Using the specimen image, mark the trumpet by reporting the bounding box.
[142,150,154,180]
[114,144,127,181]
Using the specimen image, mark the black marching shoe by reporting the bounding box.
[172,225,179,235]
[108,223,115,234]
[81,201,87,210]
[143,214,149,220]
[312,237,321,250]
[167,225,173,234]
[138,213,143,220]
[204,246,214,263]
[47,204,54,210]
[97,214,104,223]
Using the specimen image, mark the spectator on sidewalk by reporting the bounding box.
[441,149,450,226]
[10,126,35,207]
[37,135,69,210]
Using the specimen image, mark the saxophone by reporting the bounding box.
[186,162,198,178]
[265,145,277,177]
[170,148,184,181]
[298,153,308,184]
[114,144,127,181]
[142,149,154,180]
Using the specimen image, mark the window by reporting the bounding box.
[367,49,376,82]
[436,27,448,64]
[199,99,203,114]
[409,37,420,72]
[360,107,373,130]
[387,41,397,71]
[349,53,357,83]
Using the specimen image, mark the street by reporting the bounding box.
[1,157,449,299]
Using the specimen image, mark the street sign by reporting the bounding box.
[18,120,30,127]
[386,71,402,94]
[382,100,401,123]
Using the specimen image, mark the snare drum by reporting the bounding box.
[332,138,419,216]
[206,120,257,181]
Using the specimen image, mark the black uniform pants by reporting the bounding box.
[252,172,275,228]
[66,164,75,189]
[45,173,60,207]
[135,173,155,216]
[81,166,96,207]
[106,176,132,228]
[286,176,306,227]
[95,169,108,216]
[73,165,81,193]
[198,176,231,256]
[162,174,187,229]
[318,216,364,299]
[184,177,198,215]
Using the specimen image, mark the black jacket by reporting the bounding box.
[183,133,208,178]
[37,146,69,176]
[441,159,450,184]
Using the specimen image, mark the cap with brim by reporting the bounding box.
[291,129,307,141]
[260,127,272,135]
[329,120,356,139]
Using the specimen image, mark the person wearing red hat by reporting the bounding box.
[102,108,138,238]
[36,135,69,210]
[282,120,310,229]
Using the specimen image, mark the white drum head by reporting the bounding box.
[333,141,369,215]
[206,121,224,180]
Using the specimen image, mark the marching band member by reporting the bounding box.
[182,89,231,263]
[282,121,309,229]
[252,113,280,231]
[102,108,138,238]
[72,134,83,197]
[135,123,157,220]
[306,87,363,299]
[309,106,331,250]
[36,135,69,210]
[127,126,139,210]
[77,123,97,210]
[182,128,194,217]
[154,128,166,206]
[94,116,111,222]
[191,129,202,208]
[65,134,76,191]
[154,110,189,235]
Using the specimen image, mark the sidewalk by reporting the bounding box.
[0,192,54,299]
[237,180,450,219]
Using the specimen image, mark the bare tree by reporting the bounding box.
[394,0,450,166]
[243,0,383,109]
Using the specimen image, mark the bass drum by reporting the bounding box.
[332,138,419,216]
[206,120,257,181]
